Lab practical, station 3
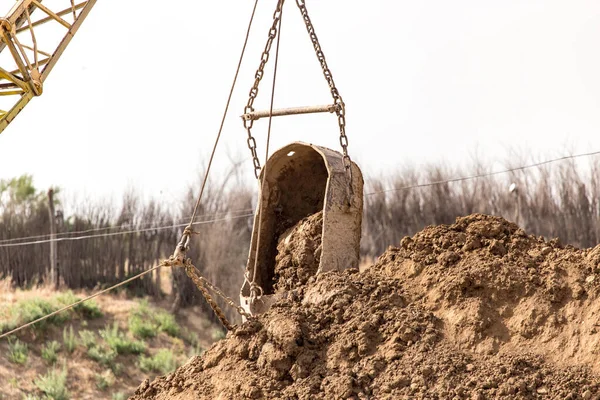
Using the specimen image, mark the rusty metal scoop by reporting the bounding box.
[240,142,363,316]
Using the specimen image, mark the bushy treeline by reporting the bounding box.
[361,157,600,257]
[0,173,254,324]
[2,156,600,322]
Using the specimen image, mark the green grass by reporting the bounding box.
[111,393,126,400]
[23,395,43,400]
[55,291,102,319]
[99,322,145,355]
[138,349,178,374]
[34,366,69,400]
[128,300,180,339]
[62,326,76,353]
[7,338,28,364]
[94,370,114,391]
[87,346,116,368]
[0,298,67,333]
[0,292,102,334]
[78,330,97,349]
[41,341,61,365]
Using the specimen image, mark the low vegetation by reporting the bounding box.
[129,300,180,339]
[0,292,101,335]
[62,326,76,353]
[95,369,115,391]
[34,365,69,400]
[78,329,97,349]
[100,322,146,355]
[41,340,61,365]
[0,290,218,399]
[8,338,28,364]
[138,349,178,374]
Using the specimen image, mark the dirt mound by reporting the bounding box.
[131,213,600,399]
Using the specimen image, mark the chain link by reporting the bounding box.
[182,260,253,329]
[295,0,353,184]
[165,253,254,330]
[244,0,286,179]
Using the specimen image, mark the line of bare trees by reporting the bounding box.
[2,156,600,322]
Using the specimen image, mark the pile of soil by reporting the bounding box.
[131,213,600,399]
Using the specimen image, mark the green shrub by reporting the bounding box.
[87,346,116,368]
[41,341,61,365]
[111,393,126,400]
[62,326,76,353]
[128,300,180,339]
[55,292,102,319]
[23,394,43,400]
[7,338,28,364]
[0,292,102,335]
[138,349,177,374]
[1,298,67,333]
[34,366,69,400]
[94,370,114,391]
[155,312,180,337]
[78,330,97,349]
[99,322,145,355]
[128,314,155,339]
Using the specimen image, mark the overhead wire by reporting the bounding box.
[0,264,163,340]
[0,209,254,245]
[0,0,264,339]
[0,213,254,248]
[187,0,260,228]
[365,150,600,196]
[250,0,284,295]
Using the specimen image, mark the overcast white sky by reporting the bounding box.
[1,0,600,206]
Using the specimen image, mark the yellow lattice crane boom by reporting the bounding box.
[0,0,96,134]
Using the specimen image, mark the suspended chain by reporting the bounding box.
[182,260,253,330]
[295,0,352,182]
[166,250,254,331]
[243,0,285,179]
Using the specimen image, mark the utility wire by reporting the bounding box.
[0,209,254,245]
[366,150,600,196]
[0,264,163,340]
[188,0,259,227]
[251,0,283,290]
[0,213,254,248]
[0,0,261,341]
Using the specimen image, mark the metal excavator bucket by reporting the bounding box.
[240,142,363,316]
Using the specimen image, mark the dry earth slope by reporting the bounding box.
[132,213,600,399]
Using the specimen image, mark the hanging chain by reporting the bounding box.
[295,0,353,185]
[243,0,285,179]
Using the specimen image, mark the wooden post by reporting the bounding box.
[47,188,58,289]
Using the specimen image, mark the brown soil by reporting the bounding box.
[131,213,600,399]
[273,211,323,293]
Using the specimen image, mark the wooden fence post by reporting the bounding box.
[48,188,58,289]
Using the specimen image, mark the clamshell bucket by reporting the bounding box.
[240,142,363,316]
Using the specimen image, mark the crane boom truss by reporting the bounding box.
[0,0,96,135]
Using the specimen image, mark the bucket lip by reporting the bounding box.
[259,141,353,181]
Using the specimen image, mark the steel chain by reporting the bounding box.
[244,0,286,179]
[183,259,254,327]
[295,0,353,185]
[166,252,253,330]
